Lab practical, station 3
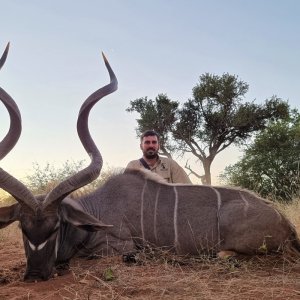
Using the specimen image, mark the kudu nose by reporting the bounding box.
[24,268,56,282]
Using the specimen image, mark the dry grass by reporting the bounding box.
[57,251,300,300]
[277,198,300,229]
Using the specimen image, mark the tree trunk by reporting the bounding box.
[184,157,212,185]
[202,160,212,185]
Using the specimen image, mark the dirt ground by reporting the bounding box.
[1,224,300,300]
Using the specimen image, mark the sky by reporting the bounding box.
[0,0,299,185]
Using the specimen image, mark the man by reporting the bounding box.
[125,130,192,184]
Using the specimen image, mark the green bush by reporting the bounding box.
[25,160,122,197]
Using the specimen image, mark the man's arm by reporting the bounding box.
[169,160,192,184]
[125,160,141,171]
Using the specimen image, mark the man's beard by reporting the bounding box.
[144,149,158,159]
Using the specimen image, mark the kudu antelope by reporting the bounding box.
[1,43,300,282]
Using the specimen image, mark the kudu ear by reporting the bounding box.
[60,199,113,232]
[0,203,20,229]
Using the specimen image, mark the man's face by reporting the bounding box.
[140,135,160,159]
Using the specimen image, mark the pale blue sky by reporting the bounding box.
[0,0,299,184]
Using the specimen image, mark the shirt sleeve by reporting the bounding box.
[125,160,141,171]
[169,159,192,184]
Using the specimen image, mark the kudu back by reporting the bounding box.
[0,44,300,282]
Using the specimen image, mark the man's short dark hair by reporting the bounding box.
[140,130,160,142]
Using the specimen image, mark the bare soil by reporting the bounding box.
[1,223,300,299]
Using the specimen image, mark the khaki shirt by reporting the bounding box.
[125,156,192,184]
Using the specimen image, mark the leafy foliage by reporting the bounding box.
[126,94,179,157]
[127,73,290,184]
[25,160,120,196]
[220,112,300,202]
[25,160,86,193]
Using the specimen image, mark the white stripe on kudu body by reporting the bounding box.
[240,192,250,216]
[173,186,179,252]
[153,186,161,243]
[211,187,222,248]
[141,180,147,242]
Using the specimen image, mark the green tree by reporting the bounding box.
[220,112,300,202]
[126,94,179,157]
[127,73,290,185]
